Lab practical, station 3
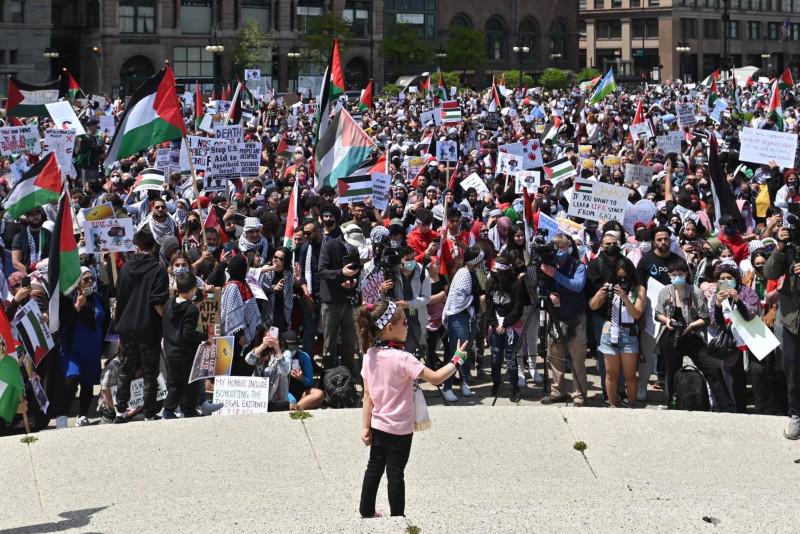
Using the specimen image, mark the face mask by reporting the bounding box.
[404,260,417,271]
[670,275,686,286]
[187,220,201,231]
[754,265,764,272]
[604,244,620,256]
[207,245,217,254]
[173,266,190,274]
[724,279,737,289]
[640,242,652,253]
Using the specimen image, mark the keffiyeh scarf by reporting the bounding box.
[148,215,176,245]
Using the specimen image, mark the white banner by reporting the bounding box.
[212,376,271,416]
[0,126,40,156]
[624,164,654,185]
[656,131,682,154]
[498,139,544,169]
[739,127,798,169]
[567,179,629,223]
[43,129,77,178]
[44,101,86,136]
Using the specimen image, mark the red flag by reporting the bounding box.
[447,160,460,190]
[204,205,228,244]
[282,178,300,248]
[0,307,19,356]
[194,80,203,129]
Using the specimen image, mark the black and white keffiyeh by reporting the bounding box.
[375,301,397,330]
[145,215,176,245]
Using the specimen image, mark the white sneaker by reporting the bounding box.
[199,400,224,415]
[461,383,475,397]
[532,370,544,385]
[76,416,90,427]
[442,389,458,402]
[517,375,527,389]
[56,415,68,429]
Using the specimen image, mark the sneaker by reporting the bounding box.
[144,415,161,421]
[510,388,521,403]
[532,370,544,385]
[461,383,475,397]
[76,416,90,427]
[784,415,800,440]
[56,415,68,429]
[442,389,458,402]
[182,409,202,418]
[199,400,224,415]
[113,415,128,424]
[540,393,569,405]
[162,410,178,420]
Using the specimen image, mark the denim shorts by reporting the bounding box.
[599,321,640,356]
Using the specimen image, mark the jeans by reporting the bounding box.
[321,302,356,370]
[115,341,161,418]
[359,428,413,517]
[404,313,423,356]
[301,297,320,357]
[519,305,540,378]
[491,330,518,389]
[445,311,472,391]
[782,327,800,417]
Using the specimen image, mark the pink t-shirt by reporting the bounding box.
[362,347,425,436]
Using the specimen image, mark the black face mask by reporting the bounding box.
[604,244,620,256]
[226,229,236,239]
[187,220,201,231]
[704,250,715,259]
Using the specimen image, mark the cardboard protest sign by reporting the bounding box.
[238,142,261,177]
[196,288,222,336]
[83,218,136,253]
[515,170,541,193]
[603,155,622,167]
[45,101,86,136]
[0,126,40,156]
[709,99,728,123]
[496,151,524,176]
[656,131,682,154]
[371,173,391,210]
[112,374,168,409]
[624,164,654,185]
[436,140,458,162]
[419,109,442,126]
[459,173,489,194]
[739,127,798,169]
[214,124,244,144]
[499,139,544,169]
[209,140,240,180]
[213,376,271,416]
[567,179,629,223]
[676,103,696,127]
[43,129,77,178]
[188,336,235,383]
[630,121,654,140]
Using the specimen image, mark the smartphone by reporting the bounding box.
[268,326,279,339]
[21,276,30,288]
[291,359,301,372]
[223,242,235,253]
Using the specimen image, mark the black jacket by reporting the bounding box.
[162,298,208,361]
[114,253,169,346]
[318,236,358,304]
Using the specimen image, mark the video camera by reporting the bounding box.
[374,235,402,281]
[530,228,557,267]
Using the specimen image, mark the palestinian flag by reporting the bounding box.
[276,132,296,157]
[2,153,61,219]
[62,70,82,102]
[441,100,462,125]
[0,355,24,424]
[5,77,61,118]
[337,174,373,203]
[227,81,243,125]
[447,159,461,190]
[47,187,81,333]
[707,78,719,108]
[767,80,784,130]
[315,107,376,190]
[488,76,506,112]
[543,157,576,182]
[435,72,448,105]
[204,204,228,244]
[419,75,431,96]
[542,115,563,143]
[194,80,203,129]
[778,68,794,90]
[228,81,256,125]
[358,79,374,111]
[282,177,301,248]
[314,39,345,145]
[104,65,186,168]
[579,76,601,92]
[133,168,166,192]
[708,134,745,233]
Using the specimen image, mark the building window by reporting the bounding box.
[518,17,539,59]
[767,22,779,39]
[9,50,18,64]
[550,20,568,56]
[611,0,621,7]
[792,23,800,40]
[181,0,212,33]
[681,18,697,38]
[0,51,5,64]
[747,21,760,39]
[579,0,587,9]
[703,19,720,38]
[119,1,155,33]
[485,16,507,61]
[727,20,740,39]
[343,1,371,37]
[596,20,622,39]
[242,0,271,32]
[173,46,214,77]
[648,0,659,5]
[297,0,324,34]
[10,0,24,23]
[385,0,436,38]
[631,0,641,6]
[632,18,659,38]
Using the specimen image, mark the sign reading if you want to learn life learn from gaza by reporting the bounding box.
[567,179,629,223]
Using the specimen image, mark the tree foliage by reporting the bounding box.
[381,24,434,71]
[501,70,534,88]
[300,13,352,64]
[576,67,601,82]
[440,71,461,89]
[444,26,488,73]
[539,68,570,90]
[231,20,273,78]
[381,83,402,97]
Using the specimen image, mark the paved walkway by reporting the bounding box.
[1,405,798,533]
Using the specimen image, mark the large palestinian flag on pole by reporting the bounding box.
[5,77,61,117]
[314,39,345,144]
[315,107,376,190]
[104,65,186,168]
[47,186,81,333]
[282,178,300,248]
[2,153,62,219]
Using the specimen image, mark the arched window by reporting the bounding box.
[485,16,507,61]
[450,13,472,28]
[518,17,539,60]
[550,19,568,57]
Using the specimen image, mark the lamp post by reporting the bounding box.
[513,43,530,87]
[43,48,59,78]
[435,47,447,73]
[287,48,301,92]
[761,50,770,77]
[91,46,103,95]
[206,27,225,95]
[675,41,690,81]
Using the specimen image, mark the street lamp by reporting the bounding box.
[287,49,301,92]
[43,47,59,59]
[761,50,771,77]
[91,46,103,95]
[435,47,447,73]
[513,43,530,88]
[206,26,225,94]
[675,41,690,81]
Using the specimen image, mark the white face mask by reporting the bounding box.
[640,242,652,253]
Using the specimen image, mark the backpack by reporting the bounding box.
[670,365,711,411]
[323,366,358,408]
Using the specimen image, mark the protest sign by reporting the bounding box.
[728,306,780,361]
[622,199,657,235]
[195,288,222,336]
[656,131,682,154]
[111,374,168,409]
[644,278,665,337]
[209,140,240,180]
[624,164,654,185]
[567,179,629,223]
[9,156,30,185]
[244,68,261,81]
[12,300,55,367]
[0,126,40,156]
[496,151,524,176]
[630,122,654,140]
[709,99,728,123]
[419,109,442,126]
[45,101,86,136]
[181,135,211,174]
[238,142,261,177]
[459,173,489,194]
[97,115,115,137]
[515,170,541,193]
[739,127,798,169]
[436,140,458,162]
[188,336,235,383]
[402,156,426,180]
[43,129,77,178]
[154,147,173,175]
[603,155,622,167]
[213,376,271,416]
[82,203,115,221]
[83,218,136,253]
[676,103,696,127]
[498,139,543,169]
[214,124,244,144]
[484,111,502,130]
[371,173,391,210]
[537,212,559,240]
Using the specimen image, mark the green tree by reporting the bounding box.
[444,26,488,74]
[501,70,534,88]
[300,13,352,64]
[576,67,601,82]
[539,68,570,90]
[381,83,402,97]
[441,71,461,89]
[231,20,273,78]
[381,24,434,76]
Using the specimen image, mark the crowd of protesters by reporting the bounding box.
[1,67,800,444]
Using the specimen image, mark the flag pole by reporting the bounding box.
[182,137,207,247]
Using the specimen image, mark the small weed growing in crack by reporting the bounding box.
[290,410,312,420]
[406,521,421,534]
[20,436,38,444]
[573,441,587,451]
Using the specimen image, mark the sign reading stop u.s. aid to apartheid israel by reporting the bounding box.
[567,179,629,223]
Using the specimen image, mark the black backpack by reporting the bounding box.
[323,366,358,408]
[670,365,711,411]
